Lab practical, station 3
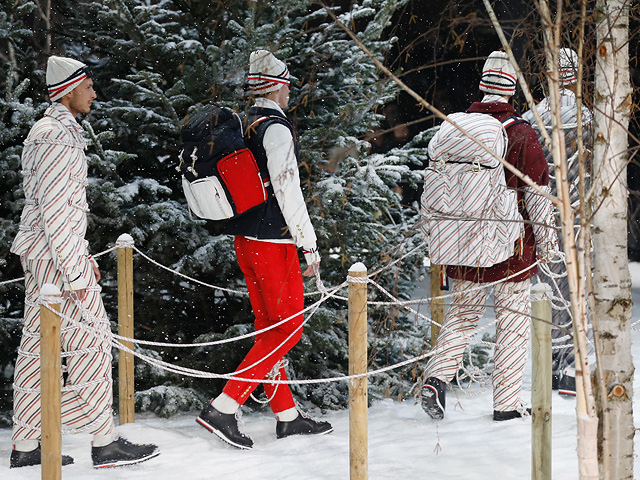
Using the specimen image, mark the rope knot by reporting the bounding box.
[346,275,369,284]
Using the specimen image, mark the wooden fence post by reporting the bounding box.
[430,263,444,345]
[348,262,368,480]
[117,233,135,425]
[531,282,552,480]
[40,284,62,480]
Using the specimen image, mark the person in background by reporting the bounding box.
[196,50,332,449]
[421,51,558,421]
[10,55,159,469]
[522,47,593,397]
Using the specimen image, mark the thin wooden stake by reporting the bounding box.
[532,283,552,480]
[430,263,444,345]
[117,233,135,425]
[348,263,368,480]
[40,284,62,480]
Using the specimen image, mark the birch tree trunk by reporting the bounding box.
[532,2,600,477]
[592,1,634,478]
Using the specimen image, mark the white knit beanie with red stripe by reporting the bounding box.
[479,51,517,96]
[46,55,88,101]
[558,48,579,85]
[248,50,290,95]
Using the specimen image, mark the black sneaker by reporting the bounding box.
[493,408,532,421]
[10,445,74,468]
[92,437,159,469]
[196,403,253,450]
[558,367,577,397]
[421,377,446,420]
[276,411,333,439]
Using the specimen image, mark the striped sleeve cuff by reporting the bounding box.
[303,247,321,266]
[524,185,559,258]
[66,273,88,291]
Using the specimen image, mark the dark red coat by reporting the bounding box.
[446,101,549,283]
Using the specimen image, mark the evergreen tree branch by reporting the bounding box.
[320,0,559,208]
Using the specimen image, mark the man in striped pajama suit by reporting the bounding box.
[421,51,558,421]
[523,47,593,397]
[9,55,159,469]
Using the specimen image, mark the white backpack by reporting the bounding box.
[420,112,524,268]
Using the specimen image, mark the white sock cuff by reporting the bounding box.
[212,393,240,415]
[92,433,116,448]
[14,439,39,452]
[276,407,299,422]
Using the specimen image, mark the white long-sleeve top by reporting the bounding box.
[250,98,318,257]
[11,102,92,290]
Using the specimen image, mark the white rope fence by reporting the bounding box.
[0,237,615,377]
[36,300,441,385]
[28,253,574,384]
[3,231,632,436]
[0,277,24,287]
[0,239,627,331]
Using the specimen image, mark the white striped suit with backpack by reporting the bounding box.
[421,106,557,413]
[421,112,528,268]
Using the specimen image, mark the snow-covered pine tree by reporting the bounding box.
[0,0,430,416]
[0,0,54,427]
[68,0,257,403]
[271,1,430,405]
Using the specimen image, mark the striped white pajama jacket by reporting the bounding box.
[10,103,115,442]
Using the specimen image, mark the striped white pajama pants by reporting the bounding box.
[12,257,115,442]
[424,278,531,412]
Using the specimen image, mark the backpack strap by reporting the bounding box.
[243,114,294,139]
[245,115,272,132]
[501,115,529,130]
[443,160,498,170]
[242,114,295,195]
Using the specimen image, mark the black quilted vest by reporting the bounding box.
[223,106,298,240]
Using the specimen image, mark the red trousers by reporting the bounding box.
[222,236,304,413]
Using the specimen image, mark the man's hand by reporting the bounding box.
[62,289,88,302]
[302,263,320,277]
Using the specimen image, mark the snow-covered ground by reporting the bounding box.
[3,266,640,479]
